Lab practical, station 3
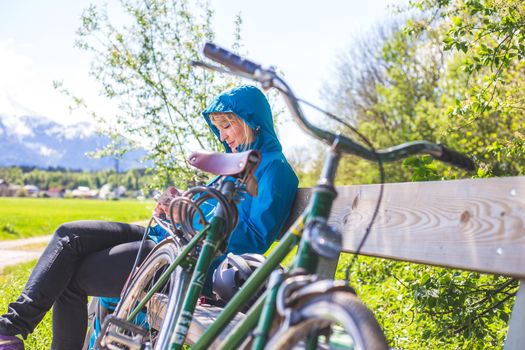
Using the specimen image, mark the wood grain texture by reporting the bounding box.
[284,176,525,278]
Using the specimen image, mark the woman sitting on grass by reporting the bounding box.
[0,85,298,350]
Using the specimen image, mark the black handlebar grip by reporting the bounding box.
[203,43,261,75]
[435,145,476,171]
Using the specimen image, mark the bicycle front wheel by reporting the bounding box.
[265,291,388,350]
[98,238,184,349]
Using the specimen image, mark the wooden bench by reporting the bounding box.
[294,176,525,349]
[192,176,525,348]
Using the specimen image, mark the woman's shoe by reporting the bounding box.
[0,335,24,350]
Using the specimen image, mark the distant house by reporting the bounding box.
[8,185,20,197]
[0,179,20,197]
[114,185,127,198]
[98,184,127,200]
[0,179,9,197]
[44,187,65,198]
[71,186,99,199]
[23,185,40,197]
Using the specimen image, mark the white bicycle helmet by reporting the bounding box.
[212,252,266,303]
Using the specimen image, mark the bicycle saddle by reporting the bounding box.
[187,150,261,178]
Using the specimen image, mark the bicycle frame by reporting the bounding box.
[117,148,340,350]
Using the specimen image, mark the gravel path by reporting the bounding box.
[0,235,52,272]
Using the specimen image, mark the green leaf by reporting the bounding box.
[452,16,462,26]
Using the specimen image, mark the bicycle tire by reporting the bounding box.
[264,291,388,350]
[82,297,98,350]
[98,238,183,349]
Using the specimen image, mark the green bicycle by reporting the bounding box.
[95,42,474,350]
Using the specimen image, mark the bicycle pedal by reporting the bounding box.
[96,314,148,350]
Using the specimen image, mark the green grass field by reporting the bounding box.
[0,260,51,349]
[0,198,155,347]
[0,198,155,240]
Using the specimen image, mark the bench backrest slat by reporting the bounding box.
[281,176,525,279]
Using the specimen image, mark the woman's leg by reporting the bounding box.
[51,239,156,350]
[0,220,145,340]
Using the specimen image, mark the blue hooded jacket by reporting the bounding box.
[202,85,299,255]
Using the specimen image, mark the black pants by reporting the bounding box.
[0,220,155,350]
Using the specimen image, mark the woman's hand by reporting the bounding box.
[154,187,181,222]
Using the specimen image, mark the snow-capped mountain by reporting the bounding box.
[0,114,146,171]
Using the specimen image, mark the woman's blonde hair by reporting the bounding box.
[209,112,255,152]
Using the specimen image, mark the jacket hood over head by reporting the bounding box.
[202,85,281,153]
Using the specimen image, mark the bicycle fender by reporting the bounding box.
[286,279,356,307]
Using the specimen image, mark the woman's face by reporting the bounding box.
[210,113,254,152]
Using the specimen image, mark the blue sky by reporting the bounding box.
[0,0,401,150]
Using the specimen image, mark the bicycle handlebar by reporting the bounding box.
[203,43,262,76]
[199,42,475,171]
[434,145,475,171]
